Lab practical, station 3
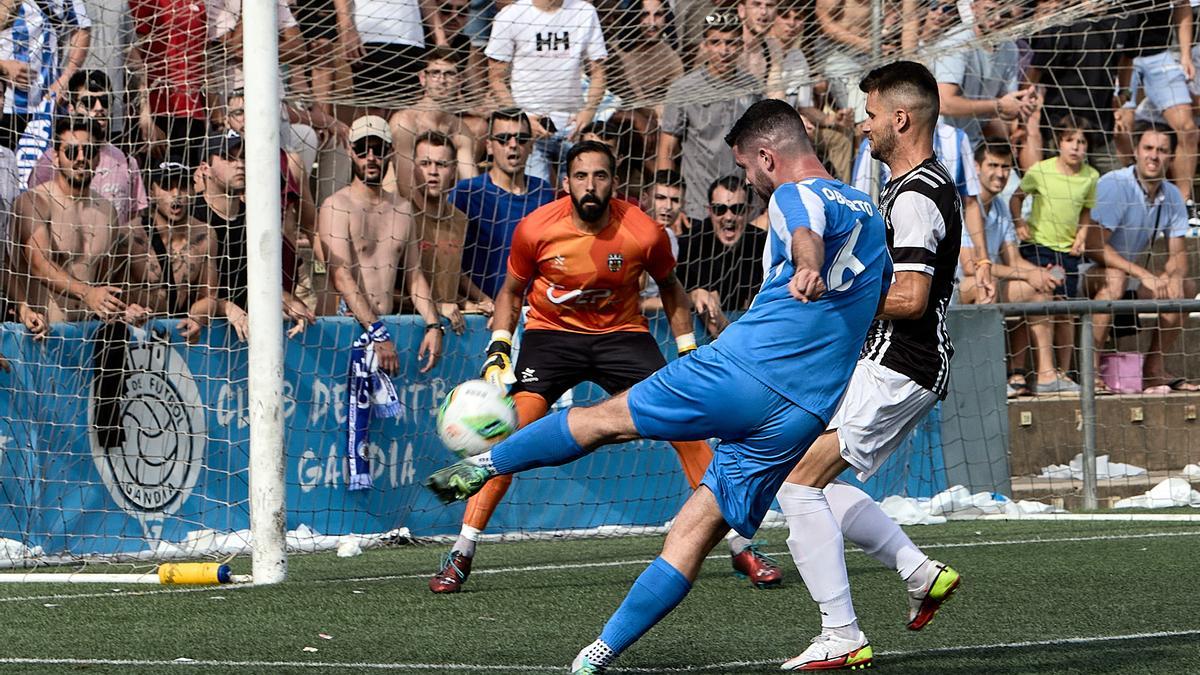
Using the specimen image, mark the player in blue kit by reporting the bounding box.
[424,99,892,674]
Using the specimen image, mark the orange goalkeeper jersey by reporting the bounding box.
[507,196,675,334]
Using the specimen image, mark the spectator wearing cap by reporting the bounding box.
[136,159,238,341]
[675,176,765,337]
[657,10,760,226]
[194,129,314,335]
[28,70,147,227]
[317,115,443,372]
[485,0,609,184]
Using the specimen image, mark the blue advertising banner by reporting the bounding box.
[0,314,942,558]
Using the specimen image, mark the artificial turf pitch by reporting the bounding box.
[0,519,1196,673]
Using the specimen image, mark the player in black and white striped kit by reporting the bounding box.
[770,62,967,671]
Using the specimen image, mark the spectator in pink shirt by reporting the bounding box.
[27,70,146,225]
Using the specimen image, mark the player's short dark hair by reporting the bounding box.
[54,115,96,146]
[488,107,531,135]
[413,130,458,157]
[708,175,749,203]
[68,69,110,96]
[1133,121,1177,152]
[974,137,1014,164]
[859,60,940,129]
[1052,114,1092,143]
[724,98,812,152]
[648,169,686,193]
[564,140,616,175]
[424,45,460,68]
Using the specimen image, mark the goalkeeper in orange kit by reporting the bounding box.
[430,141,783,593]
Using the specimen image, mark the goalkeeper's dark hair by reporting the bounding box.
[723,98,812,153]
[1133,121,1176,152]
[974,137,1015,164]
[488,107,531,135]
[708,174,750,203]
[859,60,940,132]
[564,140,616,174]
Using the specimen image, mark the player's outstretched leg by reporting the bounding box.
[571,486,731,674]
[824,480,961,630]
[430,394,548,593]
[425,395,641,504]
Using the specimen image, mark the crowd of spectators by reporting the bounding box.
[0,0,1196,394]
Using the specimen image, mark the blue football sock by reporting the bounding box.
[598,557,692,655]
[489,409,587,475]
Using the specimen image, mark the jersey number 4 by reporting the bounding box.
[827,222,866,292]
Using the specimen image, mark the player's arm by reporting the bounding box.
[655,271,698,355]
[877,191,941,319]
[480,271,525,387]
[17,193,126,321]
[788,227,826,302]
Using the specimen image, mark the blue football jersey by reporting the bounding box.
[712,178,892,423]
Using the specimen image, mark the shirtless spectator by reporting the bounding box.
[388,48,478,198]
[410,131,468,334]
[657,10,760,224]
[12,118,126,330]
[812,0,912,114]
[611,0,683,112]
[675,176,765,337]
[771,0,854,181]
[319,116,442,374]
[738,0,783,96]
[29,71,147,227]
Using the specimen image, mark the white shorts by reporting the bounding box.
[827,359,939,480]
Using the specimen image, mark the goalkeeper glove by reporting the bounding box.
[676,332,697,357]
[481,331,517,387]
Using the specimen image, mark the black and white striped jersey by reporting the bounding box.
[861,157,963,399]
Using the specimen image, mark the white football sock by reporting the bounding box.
[824,480,929,580]
[778,482,857,630]
[726,531,752,554]
[453,525,481,557]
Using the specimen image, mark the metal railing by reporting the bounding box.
[952,299,1200,510]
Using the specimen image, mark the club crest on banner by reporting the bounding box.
[88,329,206,534]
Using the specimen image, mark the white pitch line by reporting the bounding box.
[2,528,1198,604]
[0,628,1197,671]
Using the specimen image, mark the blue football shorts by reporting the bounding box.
[626,344,826,537]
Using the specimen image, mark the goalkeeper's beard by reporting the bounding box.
[572,193,610,223]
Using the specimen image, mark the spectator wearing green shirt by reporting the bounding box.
[1011,116,1098,394]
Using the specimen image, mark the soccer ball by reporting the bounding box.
[436,380,518,457]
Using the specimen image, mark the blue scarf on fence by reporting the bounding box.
[347,321,401,490]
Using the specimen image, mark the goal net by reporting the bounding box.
[0,0,1196,579]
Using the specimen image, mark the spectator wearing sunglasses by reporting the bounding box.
[675,175,765,337]
[657,10,760,225]
[450,108,555,312]
[11,117,124,333]
[29,71,147,227]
